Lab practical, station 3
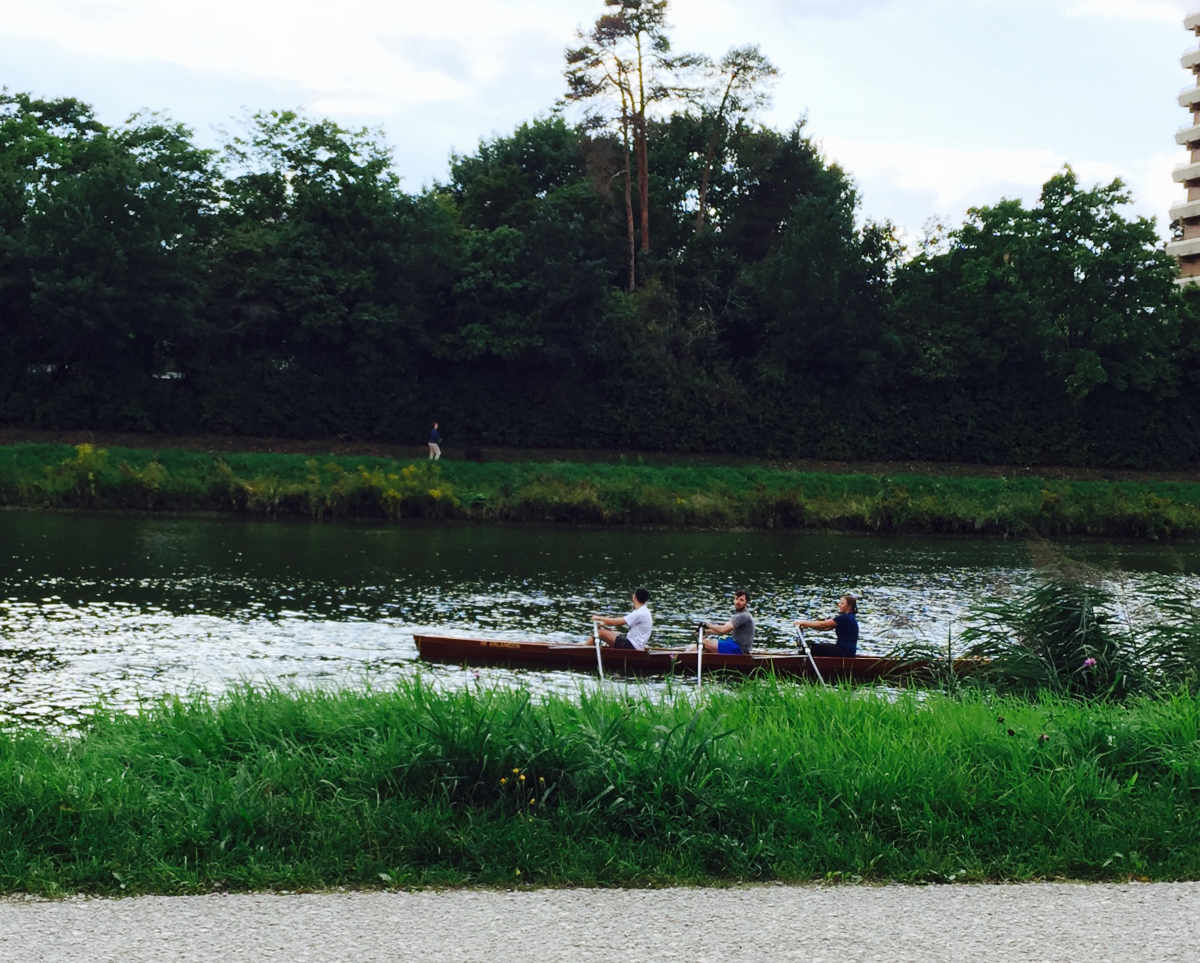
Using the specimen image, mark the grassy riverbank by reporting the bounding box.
[2,681,1198,895]
[4,442,1200,537]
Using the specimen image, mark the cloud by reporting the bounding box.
[1136,148,1188,234]
[4,0,576,109]
[820,135,1176,242]
[821,136,1121,209]
[752,0,897,18]
[5,0,1187,237]
[1061,0,1188,24]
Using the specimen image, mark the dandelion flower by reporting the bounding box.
[519,774,526,782]
[500,777,508,785]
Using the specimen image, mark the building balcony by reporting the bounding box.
[1184,49,1200,71]
[1167,237,1200,258]
[1172,161,1200,183]
[1179,85,1200,108]
[1187,13,1200,31]
[1170,200,1200,222]
[1176,123,1200,146]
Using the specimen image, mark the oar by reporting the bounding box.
[593,619,605,681]
[796,627,826,685]
[696,622,704,690]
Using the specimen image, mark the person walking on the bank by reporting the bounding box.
[794,594,859,656]
[428,422,442,461]
[699,590,755,654]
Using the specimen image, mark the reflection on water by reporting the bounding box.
[1,510,1197,727]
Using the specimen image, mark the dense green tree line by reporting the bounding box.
[3,11,1199,466]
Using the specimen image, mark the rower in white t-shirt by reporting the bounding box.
[591,588,654,650]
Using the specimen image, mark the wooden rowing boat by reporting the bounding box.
[413,634,978,684]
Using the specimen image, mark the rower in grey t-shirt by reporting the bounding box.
[701,590,756,655]
[730,611,754,653]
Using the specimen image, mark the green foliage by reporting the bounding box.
[228,459,463,520]
[916,566,1200,700]
[1,81,1196,466]
[449,117,588,230]
[892,168,1180,403]
[44,443,110,504]
[0,92,217,429]
[1,681,1198,894]
[960,580,1147,699]
[7,443,1200,538]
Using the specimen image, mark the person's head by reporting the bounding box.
[838,594,857,614]
[433,421,438,428]
[632,587,650,607]
[733,589,750,611]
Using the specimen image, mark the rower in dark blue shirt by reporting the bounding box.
[794,594,859,656]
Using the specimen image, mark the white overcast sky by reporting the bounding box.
[3,0,1199,245]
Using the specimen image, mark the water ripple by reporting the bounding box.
[1,511,1196,727]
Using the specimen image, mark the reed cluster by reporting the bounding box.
[3,442,1200,538]
[2,680,1198,895]
[887,565,1200,700]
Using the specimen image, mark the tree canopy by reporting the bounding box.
[0,4,1195,468]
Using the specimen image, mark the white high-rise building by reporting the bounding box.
[1169,12,1200,285]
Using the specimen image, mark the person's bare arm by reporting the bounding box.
[794,618,835,630]
[703,619,734,634]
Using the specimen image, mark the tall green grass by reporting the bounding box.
[2,680,1198,894]
[4,442,1200,537]
[886,563,1200,699]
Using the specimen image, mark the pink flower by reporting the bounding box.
[1082,657,1097,669]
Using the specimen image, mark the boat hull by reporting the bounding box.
[413,634,968,683]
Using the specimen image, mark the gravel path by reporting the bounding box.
[2,882,1198,962]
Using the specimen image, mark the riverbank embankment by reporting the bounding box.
[3,440,1200,538]
[4,681,1198,896]
[5,427,1200,482]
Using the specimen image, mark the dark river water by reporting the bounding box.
[1,510,1197,726]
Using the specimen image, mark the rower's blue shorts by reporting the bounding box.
[715,638,743,654]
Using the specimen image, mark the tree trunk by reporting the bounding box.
[695,77,736,231]
[694,136,719,231]
[623,114,636,291]
[637,120,650,253]
[635,34,650,253]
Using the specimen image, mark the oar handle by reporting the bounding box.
[593,619,605,681]
[795,627,826,686]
